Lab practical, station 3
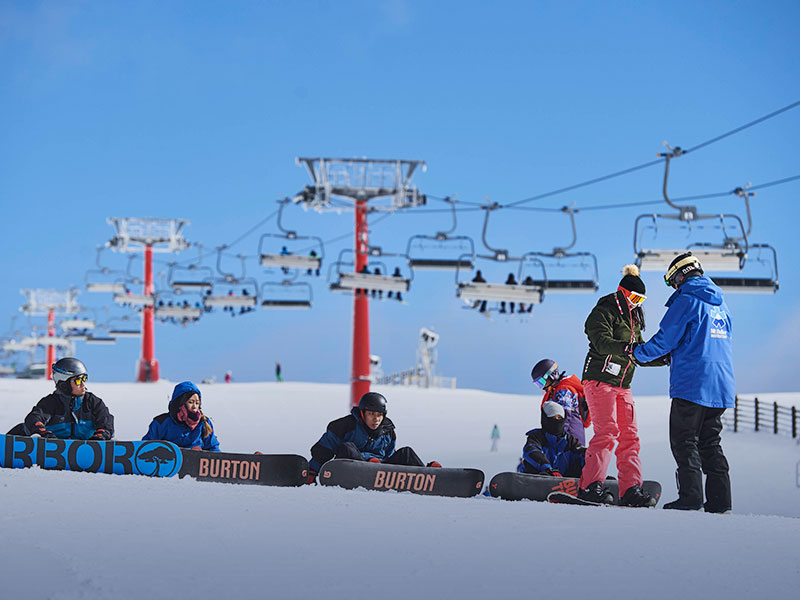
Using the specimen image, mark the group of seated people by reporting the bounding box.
[8,356,595,494]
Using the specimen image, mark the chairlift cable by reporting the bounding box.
[503,100,800,209]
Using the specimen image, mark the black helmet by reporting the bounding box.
[531,359,560,390]
[665,252,703,288]
[358,392,387,414]
[52,357,88,385]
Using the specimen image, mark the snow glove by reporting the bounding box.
[31,422,54,438]
[90,428,111,441]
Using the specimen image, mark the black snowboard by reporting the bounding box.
[489,471,661,505]
[547,484,661,507]
[178,449,308,487]
[318,459,484,498]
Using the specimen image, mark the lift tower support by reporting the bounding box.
[295,158,427,407]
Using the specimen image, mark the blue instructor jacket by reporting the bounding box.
[633,275,735,408]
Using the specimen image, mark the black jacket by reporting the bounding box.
[23,390,114,440]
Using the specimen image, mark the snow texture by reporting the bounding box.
[1,379,798,599]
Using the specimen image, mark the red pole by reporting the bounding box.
[45,308,55,380]
[351,199,371,407]
[137,244,159,382]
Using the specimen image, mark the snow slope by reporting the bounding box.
[1,379,798,599]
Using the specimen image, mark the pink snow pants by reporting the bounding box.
[578,381,642,495]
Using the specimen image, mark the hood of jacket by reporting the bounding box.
[169,381,201,419]
[666,275,723,308]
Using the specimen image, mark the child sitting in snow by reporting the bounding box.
[143,381,220,451]
[517,401,585,477]
[530,358,591,445]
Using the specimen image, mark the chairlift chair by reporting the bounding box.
[330,248,412,294]
[634,143,748,272]
[405,197,476,271]
[85,334,117,345]
[113,292,154,307]
[203,250,259,309]
[60,318,96,331]
[107,316,142,338]
[259,281,313,309]
[258,198,324,272]
[168,262,214,294]
[710,243,779,294]
[85,247,128,293]
[456,254,546,306]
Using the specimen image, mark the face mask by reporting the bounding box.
[542,415,566,437]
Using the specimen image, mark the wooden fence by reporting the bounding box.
[721,396,798,438]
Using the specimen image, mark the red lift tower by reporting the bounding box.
[295,158,427,407]
[106,218,189,382]
[19,288,81,379]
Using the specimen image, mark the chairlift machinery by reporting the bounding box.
[258,198,324,272]
[405,197,476,271]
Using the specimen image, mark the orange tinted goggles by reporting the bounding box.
[619,287,646,306]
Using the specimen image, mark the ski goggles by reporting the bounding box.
[533,364,560,389]
[71,374,88,385]
[619,287,646,306]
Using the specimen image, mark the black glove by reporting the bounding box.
[90,429,110,441]
[623,342,640,356]
[31,422,55,438]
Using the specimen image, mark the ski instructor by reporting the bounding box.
[631,252,734,514]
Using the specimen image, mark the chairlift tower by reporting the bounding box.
[106,218,190,382]
[296,157,427,407]
[19,288,80,380]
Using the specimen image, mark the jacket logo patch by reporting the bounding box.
[709,307,728,339]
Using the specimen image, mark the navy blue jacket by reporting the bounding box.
[517,428,585,478]
[24,390,114,440]
[633,276,735,408]
[309,408,396,472]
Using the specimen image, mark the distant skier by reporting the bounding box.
[490,424,500,452]
[276,362,283,382]
[517,401,585,478]
[530,358,591,445]
[632,252,734,513]
[6,357,114,441]
[142,381,220,451]
[225,370,232,383]
[306,392,440,484]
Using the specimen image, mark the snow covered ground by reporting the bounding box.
[1,379,798,599]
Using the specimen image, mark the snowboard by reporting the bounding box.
[488,471,661,505]
[0,434,182,477]
[547,484,661,507]
[318,459,485,498]
[178,449,308,487]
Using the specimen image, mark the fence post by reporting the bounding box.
[734,395,738,433]
[793,406,797,439]
[754,397,759,432]
[774,402,779,434]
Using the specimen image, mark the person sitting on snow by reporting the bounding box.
[7,357,114,441]
[142,381,220,451]
[517,401,585,477]
[530,358,591,445]
[306,391,440,484]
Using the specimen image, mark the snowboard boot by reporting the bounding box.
[663,498,702,511]
[619,484,657,507]
[578,481,614,505]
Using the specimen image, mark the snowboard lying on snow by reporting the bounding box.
[319,458,484,498]
[488,471,661,505]
[179,449,307,486]
[0,434,308,486]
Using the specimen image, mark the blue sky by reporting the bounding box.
[1,1,798,396]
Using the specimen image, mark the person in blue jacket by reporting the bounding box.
[631,252,734,513]
[7,357,114,441]
[306,391,439,484]
[517,401,585,477]
[143,381,220,451]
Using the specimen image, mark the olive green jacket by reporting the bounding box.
[582,291,644,389]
